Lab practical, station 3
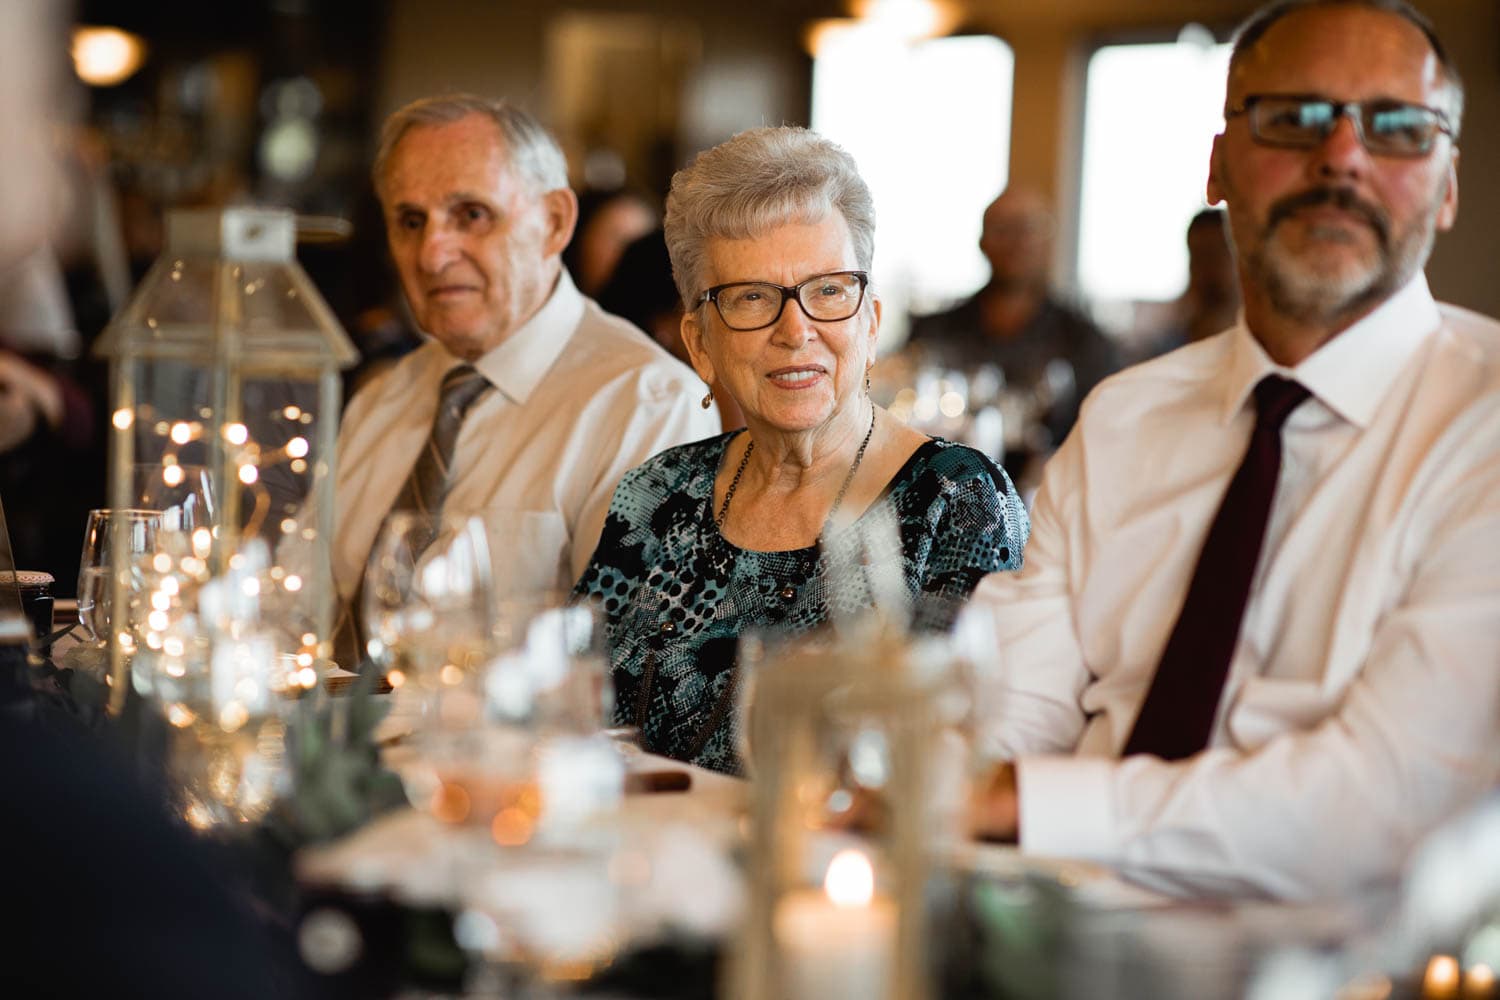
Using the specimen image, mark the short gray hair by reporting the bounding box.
[372,93,570,197]
[663,126,876,310]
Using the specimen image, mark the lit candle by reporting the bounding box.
[773,849,897,1000]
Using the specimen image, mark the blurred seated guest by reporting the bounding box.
[1137,208,1241,359]
[0,290,99,587]
[0,349,70,454]
[908,185,1121,451]
[598,228,743,431]
[562,185,657,298]
[334,95,718,663]
[0,246,80,358]
[576,126,1029,774]
[969,0,1500,900]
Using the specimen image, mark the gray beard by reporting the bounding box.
[1253,215,1437,327]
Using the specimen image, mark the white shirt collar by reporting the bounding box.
[1220,274,1441,428]
[466,267,584,405]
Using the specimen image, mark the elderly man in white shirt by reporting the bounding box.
[970,0,1500,900]
[334,95,718,660]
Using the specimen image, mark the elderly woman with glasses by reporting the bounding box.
[575,126,1028,774]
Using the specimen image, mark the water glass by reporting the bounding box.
[362,510,494,692]
[76,507,162,644]
[488,592,611,737]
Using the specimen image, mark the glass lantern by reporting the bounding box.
[93,206,356,716]
[733,621,949,1000]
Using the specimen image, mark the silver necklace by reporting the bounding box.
[714,404,877,531]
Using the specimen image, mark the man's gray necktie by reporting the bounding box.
[390,364,494,517]
[333,364,494,668]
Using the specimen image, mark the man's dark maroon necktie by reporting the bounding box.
[1122,375,1312,761]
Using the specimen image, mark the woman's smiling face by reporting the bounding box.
[681,213,879,438]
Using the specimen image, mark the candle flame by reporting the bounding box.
[824,849,875,908]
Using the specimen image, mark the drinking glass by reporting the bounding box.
[76,508,162,645]
[488,592,611,737]
[363,512,502,819]
[362,510,494,695]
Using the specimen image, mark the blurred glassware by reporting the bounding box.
[488,593,611,737]
[735,618,942,1000]
[131,462,216,533]
[100,536,297,831]
[362,511,494,701]
[76,507,161,649]
[1036,357,1077,418]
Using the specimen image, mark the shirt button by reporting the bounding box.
[659,620,677,635]
[778,586,796,602]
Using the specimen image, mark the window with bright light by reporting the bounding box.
[1076,35,1231,306]
[812,31,1013,344]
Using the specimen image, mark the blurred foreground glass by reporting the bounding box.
[489,593,611,736]
[734,619,952,1000]
[130,538,314,830]
[363,511,494,696]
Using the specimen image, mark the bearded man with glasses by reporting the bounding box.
[968,0,1500,901]
[574,126,1029,775]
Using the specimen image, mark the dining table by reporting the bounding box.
[290,714,1403,1000]
[19,606,1445,1000]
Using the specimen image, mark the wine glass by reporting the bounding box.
[487,592,612,738]
[362,510,494,695]
[76,508,162,645]
[363,511,500,819]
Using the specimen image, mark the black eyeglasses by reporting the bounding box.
[696,270,869,332]
[1225,94,1456,157]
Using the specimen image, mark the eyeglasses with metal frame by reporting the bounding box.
[696,270,870,332]
[1225,93,1456,157]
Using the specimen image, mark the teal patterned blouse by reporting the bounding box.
[574,431,1029,774]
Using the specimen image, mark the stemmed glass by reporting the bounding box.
[362,510,494,700]
[363,511,500,820]
[76,507,162,647]
[488,592,612,738]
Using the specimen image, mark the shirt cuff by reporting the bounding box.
[1016,754,1119,862]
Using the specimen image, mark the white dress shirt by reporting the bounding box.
[335,270,720,601]
[971,275,1500,899]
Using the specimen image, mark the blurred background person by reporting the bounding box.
[598,227,743,431]
[0,140,105,593]
[576,126,1028,774]
[562,185,658,298]
[906,185,1122,469]
[1136,207,1242,360]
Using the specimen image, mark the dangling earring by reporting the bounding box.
[864,369,872,396]
[701,387,714,409]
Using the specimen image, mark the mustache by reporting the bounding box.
[1267,187,1390,245]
